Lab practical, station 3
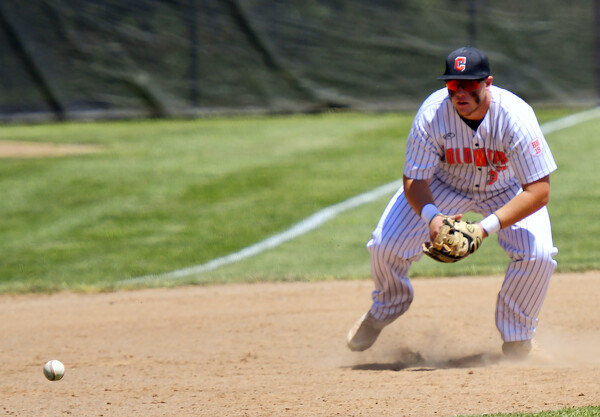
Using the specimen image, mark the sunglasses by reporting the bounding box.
[445,79,485,92]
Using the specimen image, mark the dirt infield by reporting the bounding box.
[1,272,599,417]
[0,141,101,158]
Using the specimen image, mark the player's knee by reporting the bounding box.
[521,245,557,272]
[367,237,394,264]
[368,234,422,265]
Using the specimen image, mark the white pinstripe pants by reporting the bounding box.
[367,179,557,342]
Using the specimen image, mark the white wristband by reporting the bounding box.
[480,214,501,235]
[420,204,441,225]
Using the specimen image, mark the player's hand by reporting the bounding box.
[429,213,462,242]
[423,216,486,263]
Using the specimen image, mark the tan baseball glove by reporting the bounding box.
[422,216,485,263]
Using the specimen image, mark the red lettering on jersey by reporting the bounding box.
[487,149,494,165]
[473,148,486,166]
[463,148,473,164]
[454,57,466,71]
[487,170,498,185]
[493,151,508,171]
[444,146,508,174]
[454,148,461,164]
[530,138,543,156]
[446,148,455,164]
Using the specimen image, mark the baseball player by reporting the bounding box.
[347,46,558,359]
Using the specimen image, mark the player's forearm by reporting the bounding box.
[403,176,434,215]
[494,176,550,229]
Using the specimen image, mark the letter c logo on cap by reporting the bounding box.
[454,57,466,71]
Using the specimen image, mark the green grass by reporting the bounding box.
[458,406,600,417]
[0,113,409,291]
[0,107,597,292]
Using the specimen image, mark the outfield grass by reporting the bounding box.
[458,406,600,417]
[129,107,600,286]
[0,107,597,293]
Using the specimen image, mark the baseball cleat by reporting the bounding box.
[346,312,392,352]
[502,339,533,360]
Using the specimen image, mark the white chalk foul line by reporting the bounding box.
[539,106,600,135]
[119,107,599,285]
[120,179,404,284]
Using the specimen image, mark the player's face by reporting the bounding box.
[447,77,491,119]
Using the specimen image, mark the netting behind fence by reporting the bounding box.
[0,0,597,121]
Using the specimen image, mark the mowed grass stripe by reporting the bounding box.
[125,107,600,286]
[0,108,596,292]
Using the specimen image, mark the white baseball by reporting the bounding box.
[43,360,65,381]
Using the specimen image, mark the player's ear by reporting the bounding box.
[485,76,493,87]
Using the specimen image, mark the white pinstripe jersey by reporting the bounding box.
[404,85,557,199]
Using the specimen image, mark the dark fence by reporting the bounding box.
[0,0,598,122]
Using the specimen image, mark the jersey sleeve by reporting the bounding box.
[403,113,441,180]
[505,105,557,185]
